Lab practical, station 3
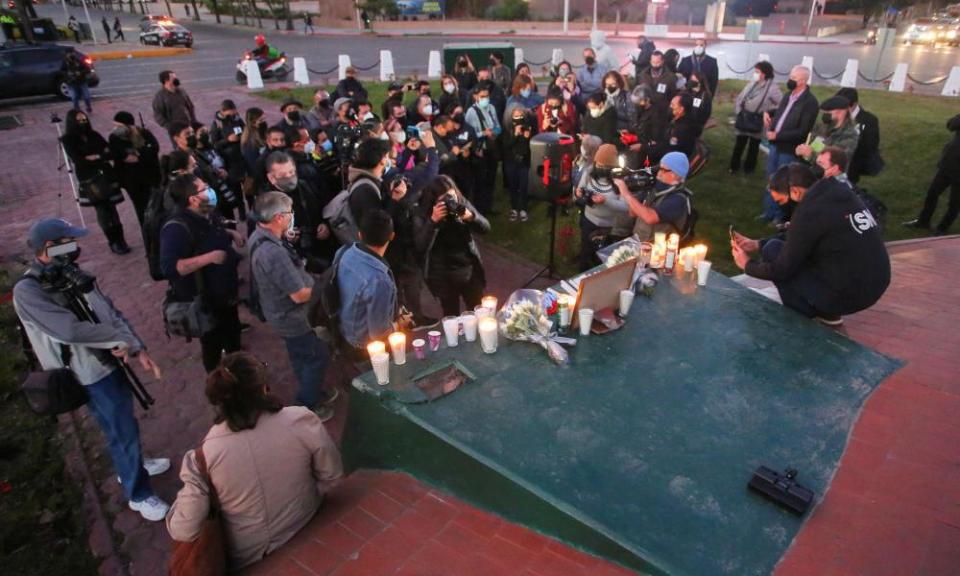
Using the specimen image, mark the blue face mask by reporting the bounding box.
[383,157,393,173]
[520,88,531,98]
[203,187,218,207]
[478,97,490,109]
[320,139,333,153]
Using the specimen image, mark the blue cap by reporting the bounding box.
[27,218,89,250]
[659,152,690,180]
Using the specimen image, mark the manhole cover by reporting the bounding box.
[0,115,22,131]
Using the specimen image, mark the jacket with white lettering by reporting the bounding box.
[746,176,890,313]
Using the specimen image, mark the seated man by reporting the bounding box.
[337,210,401,352]
[621,151,695,243]
[794,95,860,167]
[731,149,891,326]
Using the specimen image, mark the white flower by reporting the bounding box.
[605,244,640,267]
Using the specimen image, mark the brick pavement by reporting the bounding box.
[2,87,959,575]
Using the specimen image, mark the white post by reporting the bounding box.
[563,0,569,34]
[942,66,960,97]
[245,59,264,90]
[427,50,442,79]
[717,51,734,80]
[804,0,816,42]
[355,2,362,32]
[840,59,858,87]
[60,0,70,24]
[514,48,524,68]
[758,53,770,62]
[592,0,598,31]
[552,48,564,67]
[379,49,395,82]
[801,55,814,72]
[80,0,97,44]
[337,54,351,81]
[889,62,907,92]
[293,57,309,86]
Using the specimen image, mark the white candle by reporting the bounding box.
[474,305,493,319]
[366,340,386,361]
[481,296,498,313]
[479,317,498,353]
[371,352,390,385]
[558,295,571,328]
[388,332,406,365]
[462,313,478,342]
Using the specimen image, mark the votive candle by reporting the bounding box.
[481,296,498,313]
[387,332,406,365]
[366,340,386,360]
[479,317,498,354]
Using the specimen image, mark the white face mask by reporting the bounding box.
[304,140,316,155]
[378,132,389,141]
[391,131,406,144]
[589,107,602,119]
[752,71,761,82]
[422,105,434,116]
[694,45,705,56]
[362,111,375,121]
[443,83,455,94]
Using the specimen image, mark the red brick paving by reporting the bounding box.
[3,88,959,575]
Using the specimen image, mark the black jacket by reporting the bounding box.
[746,177,890,314]
[848,107,881,183]
[678,54,719,96]
[108,126,161,188]
[334,77,368,102]
[210,112,247,181]
[502,122,533,165]
[937,113,960,180]
[648,113,702,162]
[769,87,819,154]
[582,106,619,146]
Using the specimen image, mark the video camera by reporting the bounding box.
[37,242,96,294]
[334,121,363,163]
[612,154,657,196]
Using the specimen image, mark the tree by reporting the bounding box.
[360,0,400,19]
[189,0,201,21]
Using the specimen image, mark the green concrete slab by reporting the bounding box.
[343,272,902,575]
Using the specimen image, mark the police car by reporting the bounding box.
[139,21,193,47]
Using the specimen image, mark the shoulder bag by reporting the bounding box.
[161,219,218,341]
[735,81,772,134]
[169,445,227,576]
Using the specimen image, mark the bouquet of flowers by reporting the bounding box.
[597,236,641,268]
[498,289,575,365]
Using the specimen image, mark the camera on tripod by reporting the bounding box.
[335,122,363,162]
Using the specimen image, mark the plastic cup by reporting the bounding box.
[427,330,442,351]
[619,290,635,317]
[412,339,426,360]
[442,316,460,347]
[479,317,498,353]
[578,308,594,336]
[461,313,478,342]
[697,260,712,286]
[371,352,390,386]
[388,332,406,366]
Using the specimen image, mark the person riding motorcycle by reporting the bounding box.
[251,34,280,65]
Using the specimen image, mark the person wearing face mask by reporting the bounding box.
[552,60,573,82]
[537,86,578,135]
[152,70,196,138]
[504,74,544,127]
[601,71,636,133]
[464,86,503,216]
[732,153,890,327]
[678,39,719,96]
[629,35,657,79]
[443,112,478,202]
[273,99,308,152]
[61,109,130,255]
[681,71,714,132]
[489,51,513,94]
[160,173,246,372]
[515,63,538,93]
[641,94,702,163]
[333,66,368,103]
[381,82,406,123]
[108,111,161,229]
[453,55,478,100]
[470,69,507,121]
[794,96,861,170]
[623,85,662,161]
[190,122,239,222]
[621,152,695,244]
[347,138,408,230]
[252,127,289,195]
[581,92,618,146]
[762,65,819,224]
[574,144,631,270]
[572,134,603,191]
[264,152,330,265]
[731,61,782,175]
[503,106,533,222]
[438,75,462,118]
[209,100,248,222]
[305,89,336,135]
[576,48,608,104]
[247,192,338,420]
[636,51,678,130]
[408,94,438,125]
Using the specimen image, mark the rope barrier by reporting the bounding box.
[353,60,381,71]
[307,64,338,75]
[906,73,948,86]
[524,58,553,67]
[857,70,895,83]
[773,68,792,76]
[812,67,844,81]
[725,62,754,75]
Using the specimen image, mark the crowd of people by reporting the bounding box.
[16,33,950,570]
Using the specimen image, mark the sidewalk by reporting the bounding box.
[1,87,957,575]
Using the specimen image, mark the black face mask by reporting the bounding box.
[811,165,826,179]
[688,81,700,91]
[786,79,798,91]
[286,110,301,123]
[452,113,466,125]
[585,56,596,66]
[606,86,618,94]
[592,167,612,180]
[172,78,181,87]
[821,113,833,126]
[185,134,198,149]
[257,123,267,137]
[458,59,467,66]
[318,100,330,108]
[198,133,211,147]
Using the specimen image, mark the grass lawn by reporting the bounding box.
[264,80,954,276]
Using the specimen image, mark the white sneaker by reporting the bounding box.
[129,495,170,522]
[509,210,518,222]
[118,458,171,484]
[519,210,528,222]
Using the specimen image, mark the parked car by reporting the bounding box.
[139,22,193,47]
[139,14,174,32]
[0,43,99,100]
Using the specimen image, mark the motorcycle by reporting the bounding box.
[865,26,878,45]
[236,50,291,83]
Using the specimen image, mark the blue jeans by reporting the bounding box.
[763,147,796,222]
[503,160,529,211]
[283,330,331,409]
[69,83,92,112]
[762,239,841,318]
[86,370,153,503]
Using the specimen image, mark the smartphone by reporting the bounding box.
[47,240,78,258]
[405,125,421,139]
[728,225,736,241]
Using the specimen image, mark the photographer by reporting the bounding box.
[621,152,694,243]
[464,85,502,216]
[536,87,578,136]
[14,218,169,521]
[159,174,246,373]
[414,175,490,316]
[574,144,630,270]
[348,138,407,227]
[193,122,241,222]
[503,106,533,222]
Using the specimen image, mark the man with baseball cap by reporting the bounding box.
[622,151,696,242]
[13,218,170,521]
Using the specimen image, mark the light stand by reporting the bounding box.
[523,199,562,288]
[52,113,87,227]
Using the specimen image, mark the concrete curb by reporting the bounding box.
[91,47,193,61]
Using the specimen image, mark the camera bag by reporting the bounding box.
[160,219,218,341]
[323,176,379,246]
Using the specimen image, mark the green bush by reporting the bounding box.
[487,0,529,21]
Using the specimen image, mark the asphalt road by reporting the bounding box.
[19,5,960,104]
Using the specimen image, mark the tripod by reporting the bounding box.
[52,113,87,228]
[63,288,155,410]
[522,199,562,288]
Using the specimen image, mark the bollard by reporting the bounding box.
[293,57,309,86]
[338,54,352,81]
[889,62,907,92]
[245,59,264,90]
[840,59,858,88]
[942,66,960,97]
[758,53,770,62]
[380,49,395,82]
[427,50,442,79]
[717,51,734,80]
[551,48,564,68]
[514,48,524,68]
[801,56,813,72]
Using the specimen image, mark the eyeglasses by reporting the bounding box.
[659,167,673,174]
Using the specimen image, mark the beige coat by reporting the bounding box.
[167,407,342,569]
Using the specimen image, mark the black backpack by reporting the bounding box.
[308,245,351,352]
[144,185,175,281]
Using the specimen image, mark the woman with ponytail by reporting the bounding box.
[167,352,342,570]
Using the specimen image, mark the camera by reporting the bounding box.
[574,192,596,208]
[612,166,657,196]
[443,194,466,221]
[335,122,363,162]
[40,260,96,294]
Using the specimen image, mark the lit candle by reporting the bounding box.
[479,317,498,354]
[366,340,386,360]
[654,232,667,248]
[695,244,708,266]
[481,296,498,314]
[683,249,695,272]
[558,295,572,328]
[387,332,406,365]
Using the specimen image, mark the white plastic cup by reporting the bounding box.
[412,339,426,360]
[371,352,390,385]
[578,308,594,336]
[388,332,406,365]
[697,260,712,286]
[427,330,442,351]
[619,290,635,317]
[462,313,478,342]
[442,316,460,347]
[479,317,498,353]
